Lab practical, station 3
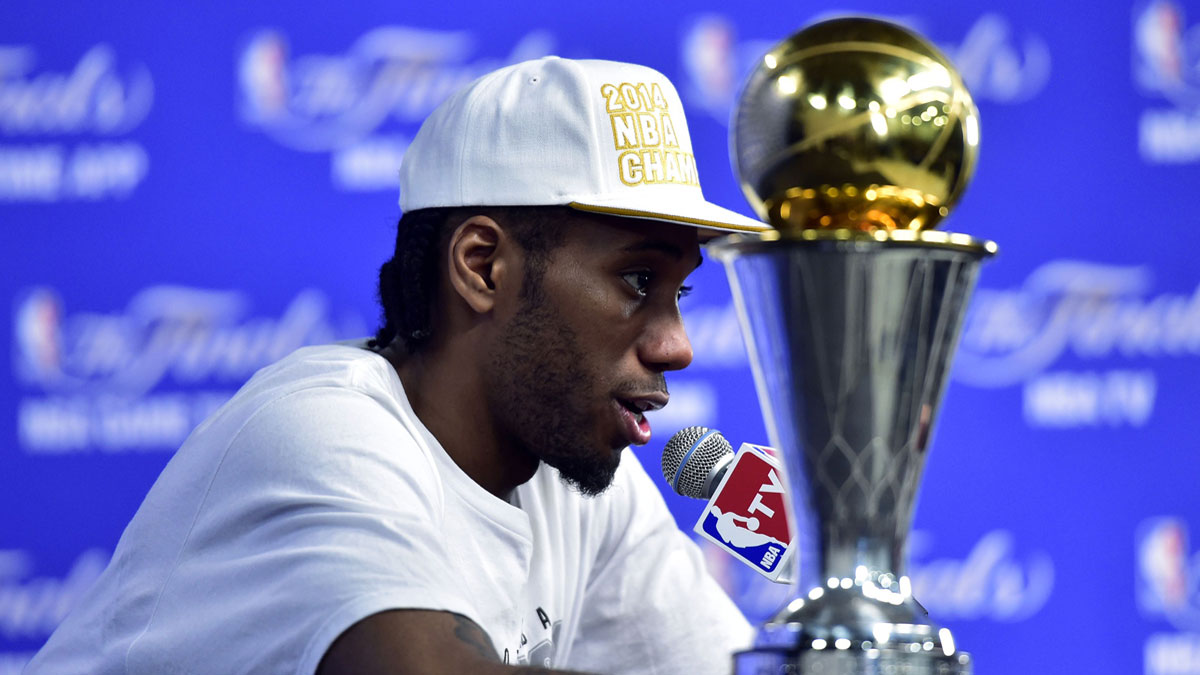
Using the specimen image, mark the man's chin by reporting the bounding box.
[542,450,622,498]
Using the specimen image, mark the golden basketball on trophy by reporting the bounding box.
[733,17,980,234]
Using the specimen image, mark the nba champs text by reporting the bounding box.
[601,81,699,188]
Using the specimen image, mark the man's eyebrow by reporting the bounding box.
[621,240,705,270]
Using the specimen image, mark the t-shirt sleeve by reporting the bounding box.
[123,386,479,675]
[566,451,754,675]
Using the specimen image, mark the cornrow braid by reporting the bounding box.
[369,205,569,354]
[369,208,451,353]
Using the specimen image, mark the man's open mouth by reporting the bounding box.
[613,396,658,446]
[618,398,646,421]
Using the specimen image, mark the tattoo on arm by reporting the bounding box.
[451,613,501,662]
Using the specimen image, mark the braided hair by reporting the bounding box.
[369,205,568,353]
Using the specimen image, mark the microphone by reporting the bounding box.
[661,426,734,499]
[663,426,795,583]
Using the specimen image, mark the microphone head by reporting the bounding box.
[662,426,734,499]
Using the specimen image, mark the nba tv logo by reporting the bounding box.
[695,446,793,581]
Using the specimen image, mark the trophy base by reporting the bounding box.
[736,594,971,675]
[735,644,971,675]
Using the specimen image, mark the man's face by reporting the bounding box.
[484,213,702,496]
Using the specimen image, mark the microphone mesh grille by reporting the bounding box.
[661,426,733,498]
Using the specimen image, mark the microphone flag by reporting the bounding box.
[694,443,795,582]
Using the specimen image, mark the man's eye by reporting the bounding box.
[622,271,652,297]
[678,285,694,300]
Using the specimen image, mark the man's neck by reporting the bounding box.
[378,342,539,500]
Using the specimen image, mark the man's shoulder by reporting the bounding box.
[182,341,441,509]
[183,341,423,471]
[245,341,395,396]
[207,341,402,426]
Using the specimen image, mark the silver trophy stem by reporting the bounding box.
[710,233,992,674]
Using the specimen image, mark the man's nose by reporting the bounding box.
[640,311,694,372]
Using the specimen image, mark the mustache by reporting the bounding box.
[612,374,669,399]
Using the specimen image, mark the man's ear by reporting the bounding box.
[447,215,510,314]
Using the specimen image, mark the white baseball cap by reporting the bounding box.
[399,56,769,236]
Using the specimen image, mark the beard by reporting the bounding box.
[483,279,622,497]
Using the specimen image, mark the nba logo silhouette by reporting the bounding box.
[1136,517,1191,617]
[695,448,793,581]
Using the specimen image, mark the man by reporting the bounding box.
[27,56,770,674]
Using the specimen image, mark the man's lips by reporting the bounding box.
[614,392,668,446]
[617,392,669,414]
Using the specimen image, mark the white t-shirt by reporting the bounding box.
[27,343,751,674]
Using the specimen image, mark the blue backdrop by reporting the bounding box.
[4,1,1200,673]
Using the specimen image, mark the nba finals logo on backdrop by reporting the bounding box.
[11,286,365,455]
[0,548,109,670]
[0,44,152,201]
[600,80,699,189]
[1137,517,1200,674]
[236,27,553,191]
[695,449,792,580]
[953,260,1200,429]
[907,530,1054,622]
[1134,0,1200,163]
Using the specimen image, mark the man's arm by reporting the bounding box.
[317,610,595,675]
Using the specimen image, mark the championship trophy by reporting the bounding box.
[709,18,996,674]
